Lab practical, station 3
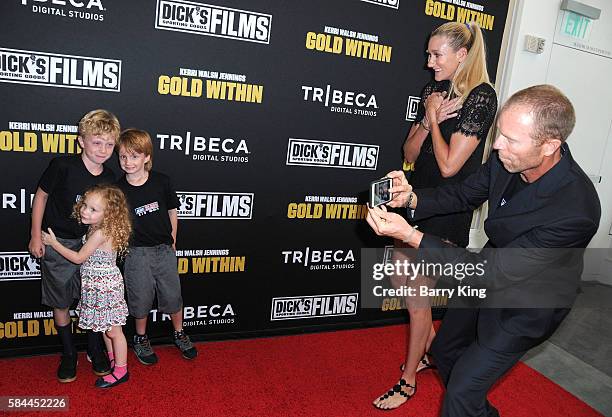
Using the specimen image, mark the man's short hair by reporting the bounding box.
[78,109,121,141]
[501,85,575,144]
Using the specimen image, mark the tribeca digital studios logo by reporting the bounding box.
[149,304,236,327]
[270,293,358,321]
[155,0,272,44]
[405,96,420,121]
[156,131,250,163]
[19,0,107,22]
[177,191,254,219]
[282,247,356,271]
[0,47,121,92]
[1,189,34,214]
[286,138,378,170]
[301,84,378,117]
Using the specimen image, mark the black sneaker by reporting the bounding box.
[87,350,112,376]
[133,334,158,365]
[57,353,78,383]
[173,330,198,360]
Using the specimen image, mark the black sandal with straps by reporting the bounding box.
[400,353,437,373]
[373,378,417,410]
[417,353,437,372]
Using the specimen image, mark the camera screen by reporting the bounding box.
[371,178,392,207]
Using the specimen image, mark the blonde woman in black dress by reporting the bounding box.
[373,21,497,410]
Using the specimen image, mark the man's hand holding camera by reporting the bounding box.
[366,170,423,247]
[384,170,415,208]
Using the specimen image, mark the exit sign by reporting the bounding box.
[561,11,592,40]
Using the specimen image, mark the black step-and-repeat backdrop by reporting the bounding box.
[0,0,508,356]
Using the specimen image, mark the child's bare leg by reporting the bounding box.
[96,326,129,387]
[170,309,183,332]
[135,317,148,335]
[106,326,127,367]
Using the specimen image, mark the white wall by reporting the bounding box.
[492,0,612,283]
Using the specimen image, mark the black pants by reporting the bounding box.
[430,308,526,417]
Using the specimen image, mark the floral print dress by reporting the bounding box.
[77,245,128,332]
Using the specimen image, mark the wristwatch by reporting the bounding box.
[407,192,414,209]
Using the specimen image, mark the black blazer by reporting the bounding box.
[411,144,601,352]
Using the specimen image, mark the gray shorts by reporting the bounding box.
[41,237,82,309]
[123,244,183,318]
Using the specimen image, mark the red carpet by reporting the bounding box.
[0,325,603,417]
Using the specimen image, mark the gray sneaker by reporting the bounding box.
[173,330,198,360]
[133,334,158,365]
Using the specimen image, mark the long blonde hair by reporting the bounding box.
[73,184,132,257]
[431,22,490,101]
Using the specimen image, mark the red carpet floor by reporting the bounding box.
[0,325,603,417]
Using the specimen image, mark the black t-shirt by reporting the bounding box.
[39,155,115,239]
[116,171,180,247]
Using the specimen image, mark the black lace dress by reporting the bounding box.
[410,80,497,247]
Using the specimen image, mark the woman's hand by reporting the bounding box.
[436,96,462,123]
[41,228,58,247]
[425,93,461,125]
[425,92,446,123]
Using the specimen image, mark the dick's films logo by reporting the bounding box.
[286,138,378,170]
[0,48,121,92]
[177,191,254,219]
[0,252,40,281]
[271,293,358,320]
[155,0,272,44]
[359,0,399,10]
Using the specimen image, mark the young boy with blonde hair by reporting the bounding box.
[29,109,119,382]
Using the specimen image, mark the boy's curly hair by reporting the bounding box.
[79,109,121,141]
[73,184,132,257]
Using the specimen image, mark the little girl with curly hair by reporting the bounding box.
[43,184,132,388]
